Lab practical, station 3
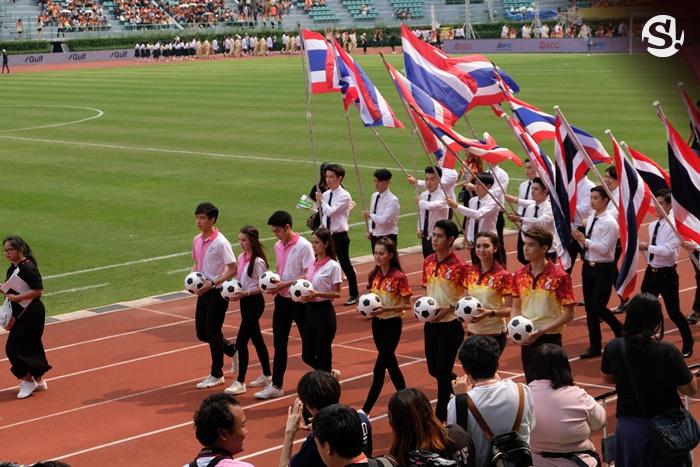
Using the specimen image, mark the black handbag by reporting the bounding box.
[620,340,700,458]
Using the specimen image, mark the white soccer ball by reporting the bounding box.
[290,279,314,302]
[184,271,206,294]
[455,296,482,323]
[220,279,242,300]
[507,316,535,344]
[357,293,382,318]
[413,296,439,323]
[258,271,281,291]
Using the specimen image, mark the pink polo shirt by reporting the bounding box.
[192,229,236,281]
[273,233,314,298]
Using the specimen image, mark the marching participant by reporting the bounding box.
[682,240,700,325]
[506,177,558,262]
[567,176,596,273]
[571,186,623,359]
[363,168,400,251]
[515,159,537,265]
[416,166,449,258]
[489,163,510,264]
[638,189,694,358]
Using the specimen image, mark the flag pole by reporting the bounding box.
[298,24,319,180]
[462,114,479,138]
[678,82,700,145]
[370,127,411,177]
[553,106,619,213]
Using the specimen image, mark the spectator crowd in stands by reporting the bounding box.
[38,0,109,33]
[494,20,629,39]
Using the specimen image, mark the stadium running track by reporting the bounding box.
[1,221,699,465]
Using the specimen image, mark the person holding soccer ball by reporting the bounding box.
[360,237,410,416]
[224,225,272,396]
[191,202,237,390]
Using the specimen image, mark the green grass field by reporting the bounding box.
[0,52,696,315]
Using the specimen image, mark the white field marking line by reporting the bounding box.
[0,105,104,133]
[166,267,192,275]
[334,343,423,362]
[131,306,192,321]
[43,283,109,297]
[49,358,428,461]
[42,213,418,280]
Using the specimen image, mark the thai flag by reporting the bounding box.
[401,24,477,118]
[660,112,700,244]
[448,55,520,109]
[554,114,590,221]
[301,29,337,94]
[626,145,671,194]
[680,86,700,143]
[612,135,652,299]
[385,62,457,166]
[333,40,403,128]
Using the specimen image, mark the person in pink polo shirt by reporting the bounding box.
[191,202,238,390]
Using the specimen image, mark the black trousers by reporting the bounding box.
[6,300,51,379]
[641,266,694,351]
[302,300,337,372]
[692,252,700,313]
[235,294,271,382]
[195,289,236,378]
[517,234,527,266]
[362,317,406,414]
[496,211,506,267]
[424,320,465,421]
[271,294,306,388]
[582,261,623,351]
[333,232,359,298]
[421,237,434,258]
[370,234,398,253]
[521,333,562,381]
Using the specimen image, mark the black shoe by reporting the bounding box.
[682,349,693,359]
[612,303,628,314]
[682,342,694,359]
[687,312,699,325]
[344,296,358,306]
[579,349,602,359]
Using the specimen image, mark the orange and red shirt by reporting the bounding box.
[464,263,513,335]
[512,260,575,335]
[369,268,412,320]
[423,251,467,323]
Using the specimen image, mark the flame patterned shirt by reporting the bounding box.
[464,263,513,335]
[369,268,412,320]
[423,251,467,323]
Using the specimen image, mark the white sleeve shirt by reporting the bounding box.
[321,186,352,233]
[416,168,459,200]
[574,177,595,227]
[417,189,448,238]
[489,165,510,209]
[606,186,619,219]
[520,199,559,253]
[457,194,499,242]
[518,180,534,216]
[583,212,619,262]
[368,189,400,236]
[647,214,679,268]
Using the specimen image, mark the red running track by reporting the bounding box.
[0,227,699,466]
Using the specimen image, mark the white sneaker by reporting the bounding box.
[17,379,38,399]
[34,380,48,392]
[231,352,239,374]
[195,375,225,389]
[254,383,284,399]
[248,374,272,388]
[224,381,247,395]
[331,369,341,380]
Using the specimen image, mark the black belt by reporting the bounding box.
[583,260,615,268]
[647,265,676,273]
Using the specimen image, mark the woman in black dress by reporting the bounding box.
[2,236,51,399]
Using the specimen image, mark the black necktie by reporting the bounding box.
[422,193,431,238]
[326,191,333,230]
[649,221,661,262]
[533,205,539,218]
[371,194,380,230]
[520,181,531,216]
[473,199,481,239]
[583,217,598,259]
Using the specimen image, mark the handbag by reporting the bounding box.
[620,340,700,458]
[0,298,12,329]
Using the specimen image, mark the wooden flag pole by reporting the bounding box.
[370,127,411,177]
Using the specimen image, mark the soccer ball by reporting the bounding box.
[455,296,482,323]
[290,279,314,302]
[220,279,242,300]
[507,316,535,344]
[357,293,382,318]
[413,296,439,323]
[184,272,206,294]
[258,271,281,291]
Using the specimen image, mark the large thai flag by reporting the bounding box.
[612,136,652,299]
[626,145,671,194]
[333,40,403,128]
[660,112,700,244]
[680,86,700,143]
[385,62,456,166]
[448,55,520,109]
[401,24,477,118]
[554,115,589,221]
[301,29,337,94]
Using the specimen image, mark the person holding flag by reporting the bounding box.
[506,177,558,262]
[417,166,449,258]
[515,159,537,265]
[363,168,400,251]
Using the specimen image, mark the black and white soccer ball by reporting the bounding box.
[220,279,243,300]
[413,296,439,323]
[507,315,535,344]
[290,279,314,302]
[455,296,482,323]
[357,293,382,318]
[258,271,281,291]
[184,271,206,294]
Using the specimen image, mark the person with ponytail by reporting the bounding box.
[601,293,698,466]
[2,236,52,399]
[225,226,272,396]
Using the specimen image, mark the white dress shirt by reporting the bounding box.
[458,194,499,243]
[517,179,534,216]
[416,167,459,201]
[417,189,448,239]
[321,185,352,233]
[574,177,595,227]
[647,213,679,268]
[368,189,399,236]
[583,211,618,262]
[520,199,559,253]
[489,165,510,211]
[606,186,619,219]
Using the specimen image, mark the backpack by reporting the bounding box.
[370,451,458,467]
[455,384,533,467]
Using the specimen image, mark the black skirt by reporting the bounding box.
[6,299,52,379]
